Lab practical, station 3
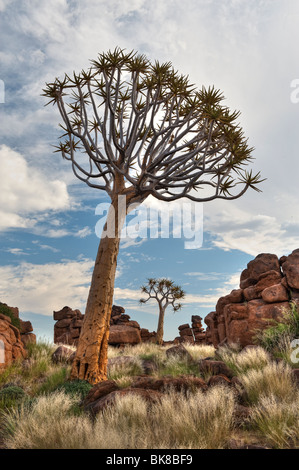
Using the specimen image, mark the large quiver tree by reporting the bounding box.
[43,48,263,384]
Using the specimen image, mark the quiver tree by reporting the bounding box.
[43,48,263,384]
[140,278,185,345]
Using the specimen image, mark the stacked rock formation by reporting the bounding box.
[54,305,156,347]
[176,315,206,344]
[204,251,299,348]
[0,303,36,370]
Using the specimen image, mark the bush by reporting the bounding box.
[0,303,21,330]
[254,302,299,361]
[0,386,27,410]
[56,380,92,400]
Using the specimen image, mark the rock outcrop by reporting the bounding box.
[0,314,26,371]
[53,305,156,347]
[0,303,36,370]
[204,251,299,348]
[176,315,206,345]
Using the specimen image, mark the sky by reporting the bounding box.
[0,0,299,341]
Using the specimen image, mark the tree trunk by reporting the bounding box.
[156,305,165,345]
[70,195,125,384]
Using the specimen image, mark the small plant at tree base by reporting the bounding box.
[140,278,185,345]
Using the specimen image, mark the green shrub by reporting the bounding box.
[255,302,299,352]
[0,386,27,410]
[56,380,92,400]
[37,368,70,396]
[0,303,21,330]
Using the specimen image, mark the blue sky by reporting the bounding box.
[0,0,299,341]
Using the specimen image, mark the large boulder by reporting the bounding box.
[240,253,281,289]
[108,325,141,345]
[282,249,299,290]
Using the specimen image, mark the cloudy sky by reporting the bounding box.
[0,0,299,341]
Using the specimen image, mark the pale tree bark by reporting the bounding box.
[70,194,125,384]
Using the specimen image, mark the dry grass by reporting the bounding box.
[217,345,271,375]
[184,344,215,361]
[240,362,297,405]
[1,385,236,449]
[249,393,299,448]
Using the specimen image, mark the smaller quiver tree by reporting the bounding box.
[140,278,185,345]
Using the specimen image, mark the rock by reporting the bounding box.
[83,380,119,408]
[207,374,232,387]
[292,369,299,385]
[178,323,190,331]
[0,314,26,370]
[20,320,33,334]
[166,344,193,362]
[142,359,158,375]
[131,375,208,393]
[216,289,244,316]
[240,253,281,289]
[233,404,251,427]
[21,333,36,347]
[179,327,193,337]
[282,249,299,290]
[243,271,283,301]
[88,388,162,414]
[262,283,289,303]
[53,306,78,321]
[198,360,234,379]
[52,345,75,364]
[55,318,73,329]
[108,325,141,345]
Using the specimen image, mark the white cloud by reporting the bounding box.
[75,226,92,238]
[0,145,70,231]
[0,259,93,315]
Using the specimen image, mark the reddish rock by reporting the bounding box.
[198,360,234,379]
[89,388,162,414]
[178,323,190,331]
[0,313,26,370]
[20,320,33,334]
[21,333,36,347]
[166,344,193,362]
[53,306,78,321]
[282,249,299,290]
[108,325,141,345]
[243,271,282,301]
[262,283,289,303]
[83,380,119,408]
[240,253,281,289]
[131,375,208,393]
[216,289,244,316]
[52,345,74,364]
[179,327,193,337]
[207,374,232,387]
